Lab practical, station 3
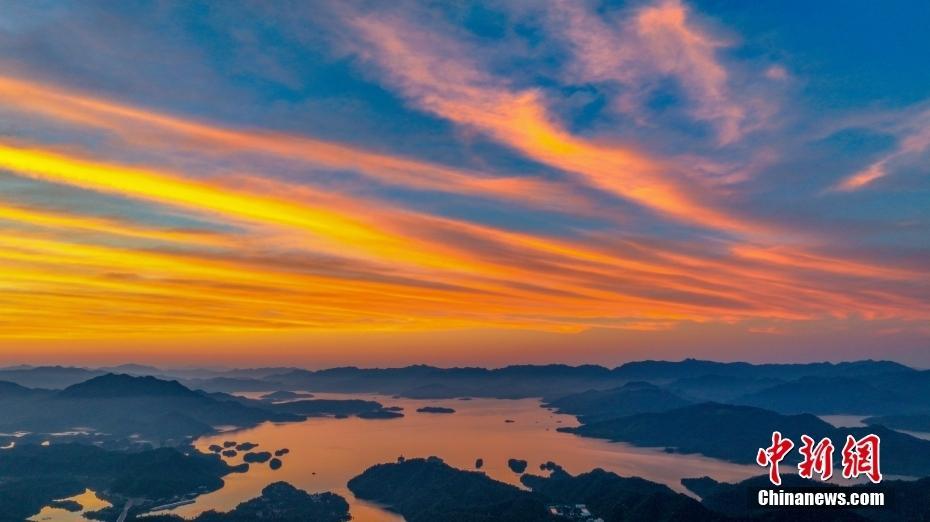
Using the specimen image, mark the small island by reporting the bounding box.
[269,458,283,470]
[415,406,455,414]
[243,451,272,463]
[357,410,404,419]
[260,390,315,401]
[507,458,527,474]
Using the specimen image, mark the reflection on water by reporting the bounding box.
[164,394,758,521]
[29,489,111,522]
[819,415,867,428]
[899,429,930,441]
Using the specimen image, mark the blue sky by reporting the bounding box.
[0,0,927,366]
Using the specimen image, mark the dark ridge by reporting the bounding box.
[58,374,199,399]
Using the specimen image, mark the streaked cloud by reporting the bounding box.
[0,0,927,363]
[833,107,930,191]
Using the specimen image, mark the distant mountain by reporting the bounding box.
[733,376,907,415]
[60,373,200,398]
[0,366,104,389]
[0,374,300,443]
[268,364,622,399]
[666,374,785,402]
[611,359,914,382]
[544,382,692,422]
[246,360,921,401]
[864,414,930,432]
[0,380,45,398]
[562,402,930,476]
[96,363,165,375]
[868,370,930,401]
[5,360,917,402]
[564,403,829,463]
[0,374,421,444]
[182,376,282,393]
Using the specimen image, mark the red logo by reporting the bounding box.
[757,432,881,485]
[756,431,794,486]
[841,434,882,483]
[798,434,834,481]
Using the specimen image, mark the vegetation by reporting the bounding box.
[142,482,349,522]
[0,443,235,521]
[348,458,550,522]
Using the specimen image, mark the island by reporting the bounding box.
[415,406,456,414]
[243,451,272,463]
[0,443,236,522]
[507,458,528,474]
[141,482,349,522]
[347,458,718,522]
[357,410,404,419]
[260,390,315,401]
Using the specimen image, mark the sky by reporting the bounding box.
[0,0,928,367]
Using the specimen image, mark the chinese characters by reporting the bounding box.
[757,432,881,485]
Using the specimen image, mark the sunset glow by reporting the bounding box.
[1,1,928,366]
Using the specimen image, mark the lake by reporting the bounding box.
[157,393,759,521]
[29,489,111,522]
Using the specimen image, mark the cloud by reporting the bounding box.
[343,10,777,237]
[833,107,930,191]
[548,0,763,145]
[0,75,594,216]
[0,0,926,352]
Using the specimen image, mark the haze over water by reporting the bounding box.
[163,394,759,521]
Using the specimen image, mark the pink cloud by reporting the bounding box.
[833,107,930,191]
[550,0,764,145]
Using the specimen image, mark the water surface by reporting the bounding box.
[29,489,111,522]
[163,393,758,521]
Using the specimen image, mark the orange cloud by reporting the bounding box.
[833,107,930,191]
[348,13,769,236]
[0,75,593,216]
